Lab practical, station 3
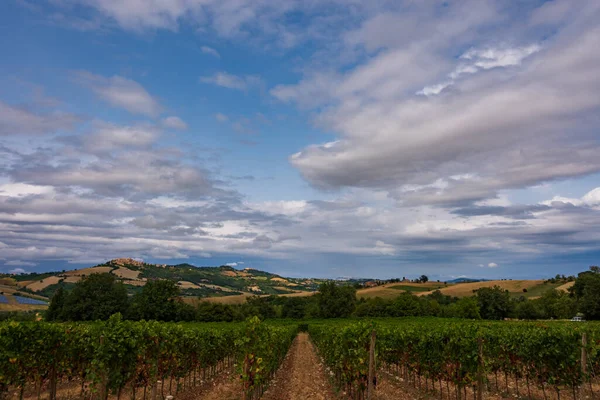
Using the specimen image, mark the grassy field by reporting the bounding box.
[358,281,451,299]
[185,290,317,305]
[416,279,546,297]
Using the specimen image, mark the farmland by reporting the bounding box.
[2,317,599,400]
[0,258,326,307]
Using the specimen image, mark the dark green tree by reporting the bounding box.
[539,289,575,319]
[418,275,429,283]
[475,285,513,320]
[389,292,422,316]
[281,297,309,319]
[514,298,544,320]
[128,279,180,321]
[45,286,66,321]
[317,282,356,318]
[453,296,481,319]
[571,267,600,319]
[62,273,129,321]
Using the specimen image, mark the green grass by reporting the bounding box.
[388,285,445,293]
[513,281,564,298]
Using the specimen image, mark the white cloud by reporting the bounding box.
[461,45,541,70]
[200,46,220,58]
[488,262,498,268]
[0,100,79,135]
[582,188,600,205]
[161,116,188,130]
[225,261,244,267]
[283,3,600,206]
[418,44,541,96]
[6,259,37,267]
[82,123,159,153]
[215,113,228,122]
[200,72,262,91]
[75,72,162,117]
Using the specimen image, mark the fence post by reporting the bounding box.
[49,364,57,400]
[477,337,484,400]
[367,329,376,400]
[242,354,250,400]
[581,333,588,379]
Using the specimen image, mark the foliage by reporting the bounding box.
[236,317,296,398]
[572,266,600,319]
[49,273,129,321]
[128,280,181,321]
[475,286,513,320]
[310,319,600,398]
[310,320,376,397]
[317,282,357,318]
[0,316,296,400]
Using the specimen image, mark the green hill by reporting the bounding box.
[1,258,324,302]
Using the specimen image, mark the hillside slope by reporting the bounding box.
[2,258,324,302]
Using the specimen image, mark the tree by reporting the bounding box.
[281,297,310,319]
[61,273,129,321]
[317,282,356,318]
[418,275,429,283]
[514,298,544,320]
[571,267,600,319]
[475,286,513,320]
[389,292,422,317]
[454,297,481,319]
[45,286,66,321]
[129,279,180,321]
[539,289,575,319]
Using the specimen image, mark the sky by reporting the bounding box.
[0,0,599,280]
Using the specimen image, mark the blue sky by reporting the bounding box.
[1,0,599,280]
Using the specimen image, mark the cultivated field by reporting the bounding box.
[2,318,598,400]
[416,279,546,297]
[358,281,450,299]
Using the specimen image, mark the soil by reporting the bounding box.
[261,332,337,400]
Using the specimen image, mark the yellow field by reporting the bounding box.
[25,276,62,292]
[199,290,316,305]
[63,266,114,276]
[0,303,47,312]
[177,280,201,289]
[112,267,141,280]
[357,281,450,299]
[556,281,575,292]
[416,280,545,297]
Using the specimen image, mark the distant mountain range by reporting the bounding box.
[447,277,490,283]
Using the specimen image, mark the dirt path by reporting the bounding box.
[262,332,337,400]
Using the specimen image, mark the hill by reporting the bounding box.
[2,260,576,311]
[414,279,567,298]
[1,258,325,307]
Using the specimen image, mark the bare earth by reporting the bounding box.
[262,333,337,400]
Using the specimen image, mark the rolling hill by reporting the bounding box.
[1,259,576,311]
[0,258,326,309]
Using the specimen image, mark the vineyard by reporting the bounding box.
[1,317,600,400]
[0,315,294,400]
[310,319,600,400]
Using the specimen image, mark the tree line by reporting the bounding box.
[44,266,600,322]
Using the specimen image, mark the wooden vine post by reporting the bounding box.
[581,333,588,380]
[242,353,250,400]
[367,329,376,400]
[477,337,484,400]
